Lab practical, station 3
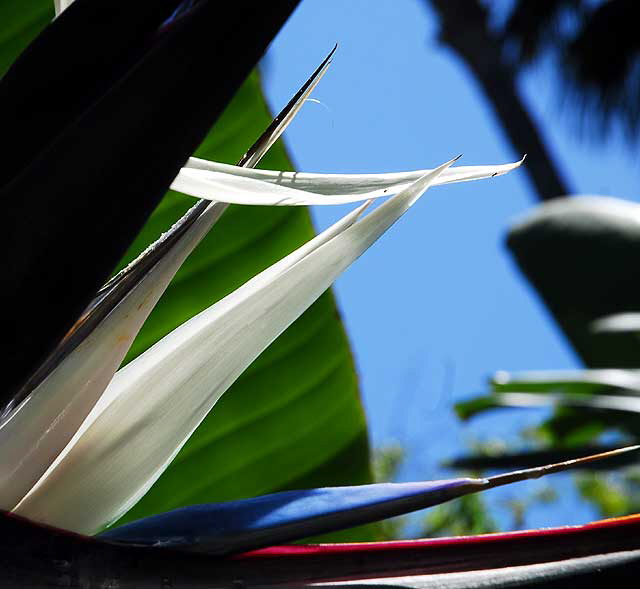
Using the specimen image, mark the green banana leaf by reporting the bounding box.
[507,196,640,368]
[452,197,640,476]
[2,0,374,541]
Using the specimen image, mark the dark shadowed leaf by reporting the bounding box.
[4,509,640,586]
[0,0,298,409]
[315,549,640,588]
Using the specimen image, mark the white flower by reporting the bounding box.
[0,149,522,534]
[1,4,523,532]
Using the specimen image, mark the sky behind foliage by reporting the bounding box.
[262,0,639,531]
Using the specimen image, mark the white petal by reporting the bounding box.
[14,158,457,534]
[54,0,74,16]
[0,202,227,511]
[174,157,524,205]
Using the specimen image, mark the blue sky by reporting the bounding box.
[262,0,639,531]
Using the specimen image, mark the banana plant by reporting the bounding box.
[507,196,640,368]
[2,1,640,587]
[456,197,640,462]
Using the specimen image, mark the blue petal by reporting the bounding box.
[100,478,484,554]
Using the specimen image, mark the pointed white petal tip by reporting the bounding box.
[489,154,525,178]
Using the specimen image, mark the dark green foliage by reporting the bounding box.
[508,197,640,368]
[504,0,640,139]
[0,0,298,410]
